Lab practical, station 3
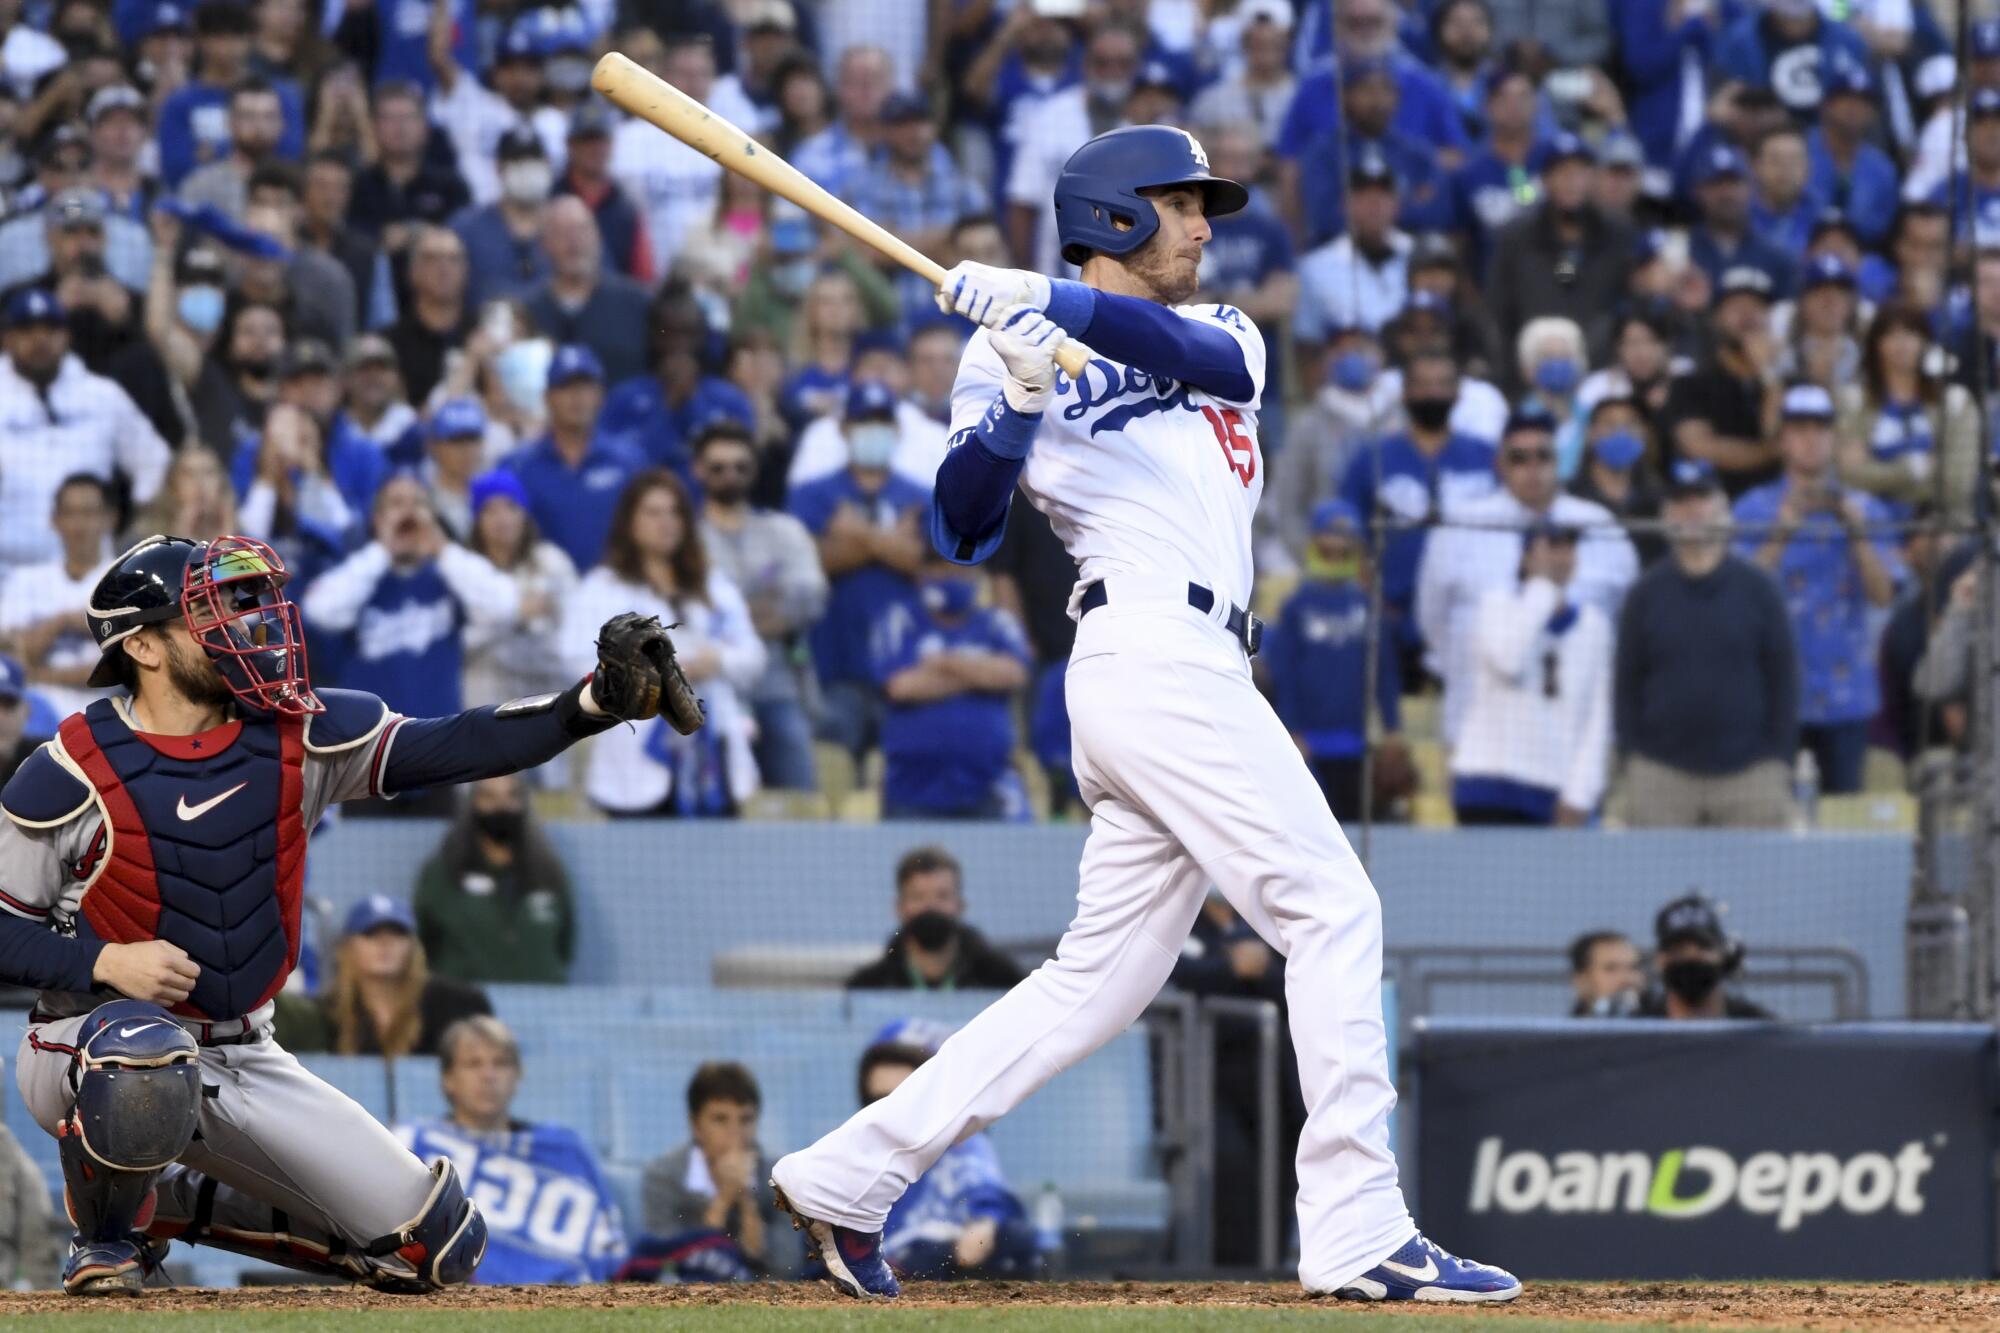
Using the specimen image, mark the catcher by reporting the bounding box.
[0,533,701,1296]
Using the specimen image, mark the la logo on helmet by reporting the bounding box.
[1180,130,1209,170]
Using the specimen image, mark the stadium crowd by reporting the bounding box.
[0,0,1994,832]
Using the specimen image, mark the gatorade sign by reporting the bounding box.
[1467,1138,1935,1232]
[1417,1023,1994,1279]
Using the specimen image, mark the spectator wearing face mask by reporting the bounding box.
[789,380,931,759]
[1260,326,1386,570]
[1568,930,1642,1017]
[412,774,574,985]
[1514,316,1589,478]
[1264,501,1405,822]
[1568,397,1666,566]
[453,127,555,310]
[847,846,1025,991]
[869,550,1031,820]
[1634,894,1773,1020]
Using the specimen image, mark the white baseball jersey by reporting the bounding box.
[947,301,1268,613]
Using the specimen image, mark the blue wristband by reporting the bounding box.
[978,393,1041,461]
[1044,279,1096,338]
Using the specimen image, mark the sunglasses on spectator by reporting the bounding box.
[1504,448,1556,465]
[701,460,756,477]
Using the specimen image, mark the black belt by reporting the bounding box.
[1078,580,1263,658]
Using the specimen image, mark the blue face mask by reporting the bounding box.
[1534,357,1581,396]
[178,285,225,336]
[922,577,978,618]
[1329,350,1376,392]
[1592,430,1645,470]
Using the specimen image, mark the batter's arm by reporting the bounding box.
[1040,282,1261,405]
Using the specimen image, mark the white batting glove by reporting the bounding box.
[989,304,1064,414]
[936,261,1053,327]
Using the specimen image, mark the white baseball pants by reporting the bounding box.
[775,584,1414,1289]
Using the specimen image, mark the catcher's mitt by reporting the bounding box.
[593,612,705,734]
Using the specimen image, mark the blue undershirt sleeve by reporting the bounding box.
[0,914,102,993]
[381,681,614,795]
[1044,280,1255,402]
[931,394,1042,565]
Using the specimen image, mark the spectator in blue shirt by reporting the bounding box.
[1292,57,1451,246]
[1688,142,1798,299]
[230,339,387,533]
[847,91,988,334]
[452,126,552,310]
[1748,124,1824,258]
[1340,348,1500,638]
[527,195,653,386]
[1931,89,2000,251]
[1712,0,1874,125]
[601,284,754,484]
[1733,383,1902,794]
[300,470,521,726]
[1807,61,1899,248]
[793,44,892,199]
[872,551,1031,820]
[156,1,304,188]
[502,344,646,573]
[858,1030,1039,1279]
[788,379,931,759]
[1265,500,1403,821]
[1611,0,1728,170]
[1277,0,1472,174]
[1449,65,1542,276]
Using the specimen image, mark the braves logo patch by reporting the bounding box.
[71,823,106,881]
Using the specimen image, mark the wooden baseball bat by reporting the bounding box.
[590,51,1091,378]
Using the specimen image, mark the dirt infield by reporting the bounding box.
[3,1280,2000,1328]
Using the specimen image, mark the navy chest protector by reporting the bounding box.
[59,700,306,1021]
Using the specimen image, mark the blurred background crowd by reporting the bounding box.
[0,0,1995,830]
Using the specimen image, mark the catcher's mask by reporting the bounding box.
[183,536,322,716]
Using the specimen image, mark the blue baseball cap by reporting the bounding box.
[1974,87,2000,120]
[1802,252,1856,290]
[1666,457,1721,497]
[1632,228,1668,264]
[879,90,930,123]
[567,100,615,140]
[844,378,898,421]
[428,397,487,441]
[470,468,531,516]
[1809,207,1858,245]
[1715,265,1776,304]
[770,215,816,256]
[496,19,541,63]
[1403,289,1452,320]
[1340,53,1395,84]
[343,894,416,937]
[546,343,605,389]
[0,654,25,701]
[1974,19,2000,60]
[1503,400,1559,439]
[6,288,64,328]
[1536,130,1596,171]
[1310,498,1362,536]
[140,0,190,35]
[1823,60,1875,101]
[1694,142,1749,185]
[1348,144,1398,189]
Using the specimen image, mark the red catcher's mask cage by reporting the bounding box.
[180,535,323,717]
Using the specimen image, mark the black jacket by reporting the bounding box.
[845,924,1025,991]
[1486,203,1634,382]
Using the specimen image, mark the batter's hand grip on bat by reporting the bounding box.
[590,51,1092,380]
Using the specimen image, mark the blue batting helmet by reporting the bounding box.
[1053,125,1248,267]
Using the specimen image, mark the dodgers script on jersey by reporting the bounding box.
[398,1119,628,1285]
[947,302,1266,614]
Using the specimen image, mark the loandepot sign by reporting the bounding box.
[1468,1137,1935,1233]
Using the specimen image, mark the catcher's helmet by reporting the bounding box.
[1053,125,1249,267]
[85,534,321,715]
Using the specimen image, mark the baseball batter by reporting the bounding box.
[0,533,701,1296]
[771,126,1520,1303]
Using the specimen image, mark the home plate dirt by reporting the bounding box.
[2,1280,2000,1327]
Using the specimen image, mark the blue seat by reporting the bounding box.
[296,1055,392,1122]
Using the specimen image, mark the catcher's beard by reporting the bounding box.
[164,630,235,709]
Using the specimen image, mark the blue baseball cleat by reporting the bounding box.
[62,1237,147,1297]
[1334,1233,1522,1303]
[770,1175,900,1300]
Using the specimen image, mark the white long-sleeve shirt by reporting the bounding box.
[1449,578,1614,814]
[0,354,169,570]
[1415,488,1637,746]
[560,565,766,813]
[299,541,522,634]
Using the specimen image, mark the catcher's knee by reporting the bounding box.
[69,1001,201,1171]
[364,1159,487,1291]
